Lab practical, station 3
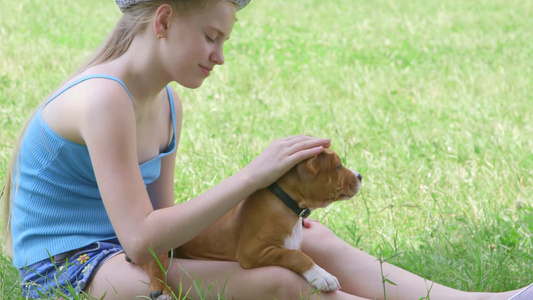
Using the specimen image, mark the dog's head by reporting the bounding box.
[280,148,362,210]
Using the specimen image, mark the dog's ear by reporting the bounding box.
[297,155,320,178]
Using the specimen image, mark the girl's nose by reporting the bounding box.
[210,48,225,65]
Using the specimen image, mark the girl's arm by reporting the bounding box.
[80,83,329,264]
[146,88,183,211]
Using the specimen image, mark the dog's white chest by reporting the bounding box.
[284,217,303,250]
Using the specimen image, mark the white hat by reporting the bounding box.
[116,0,251,12]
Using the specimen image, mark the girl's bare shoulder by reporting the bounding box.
[42,75,135,145]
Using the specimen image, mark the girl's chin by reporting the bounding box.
[178,79,205,89]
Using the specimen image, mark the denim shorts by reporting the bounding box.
[19,239,124,299]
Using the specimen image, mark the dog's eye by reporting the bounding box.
[336,164,342,170]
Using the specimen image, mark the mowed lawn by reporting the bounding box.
[1,0,532,299]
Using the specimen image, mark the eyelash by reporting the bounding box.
[205,35,215,43]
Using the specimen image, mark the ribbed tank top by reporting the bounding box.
[11,75,176,268]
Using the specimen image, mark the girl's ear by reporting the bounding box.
[154,4,173,37]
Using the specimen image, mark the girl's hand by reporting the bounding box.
[242,135,330,190]
[302,218,320,228]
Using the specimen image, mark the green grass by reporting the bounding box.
[1,0,532,299]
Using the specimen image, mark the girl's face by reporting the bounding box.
[164,1,236,88]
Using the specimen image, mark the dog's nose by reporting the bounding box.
[357,173,362,181]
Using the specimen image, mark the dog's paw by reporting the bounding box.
[303,265,340,292]
[150,291,172,300]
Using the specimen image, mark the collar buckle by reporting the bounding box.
[299,209,312,219]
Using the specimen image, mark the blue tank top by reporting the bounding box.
[11,74,177,268]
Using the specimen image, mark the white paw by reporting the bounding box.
[303,265,340,292]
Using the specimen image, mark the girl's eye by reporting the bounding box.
[205,35,215,43]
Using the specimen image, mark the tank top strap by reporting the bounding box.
[44,74,134,107]
[165,85,177,140]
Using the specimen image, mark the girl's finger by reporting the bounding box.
[302,218,320,228]
[289,145,326,163]
[286,137,330,154]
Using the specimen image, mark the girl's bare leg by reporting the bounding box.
[86,253,369,299]
[302,222,520,300]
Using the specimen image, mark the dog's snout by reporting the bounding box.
[352,170,362,182]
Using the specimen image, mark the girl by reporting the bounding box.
[2,0,530,299]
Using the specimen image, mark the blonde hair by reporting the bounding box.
[1,0,223,256]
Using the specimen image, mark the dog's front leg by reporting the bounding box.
[237,246,340,292]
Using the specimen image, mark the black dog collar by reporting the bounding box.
[267,183,311,219]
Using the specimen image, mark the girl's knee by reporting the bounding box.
[302,222,350,259]
[304,222,336,241]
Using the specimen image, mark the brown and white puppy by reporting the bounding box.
[140,148,361,298]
